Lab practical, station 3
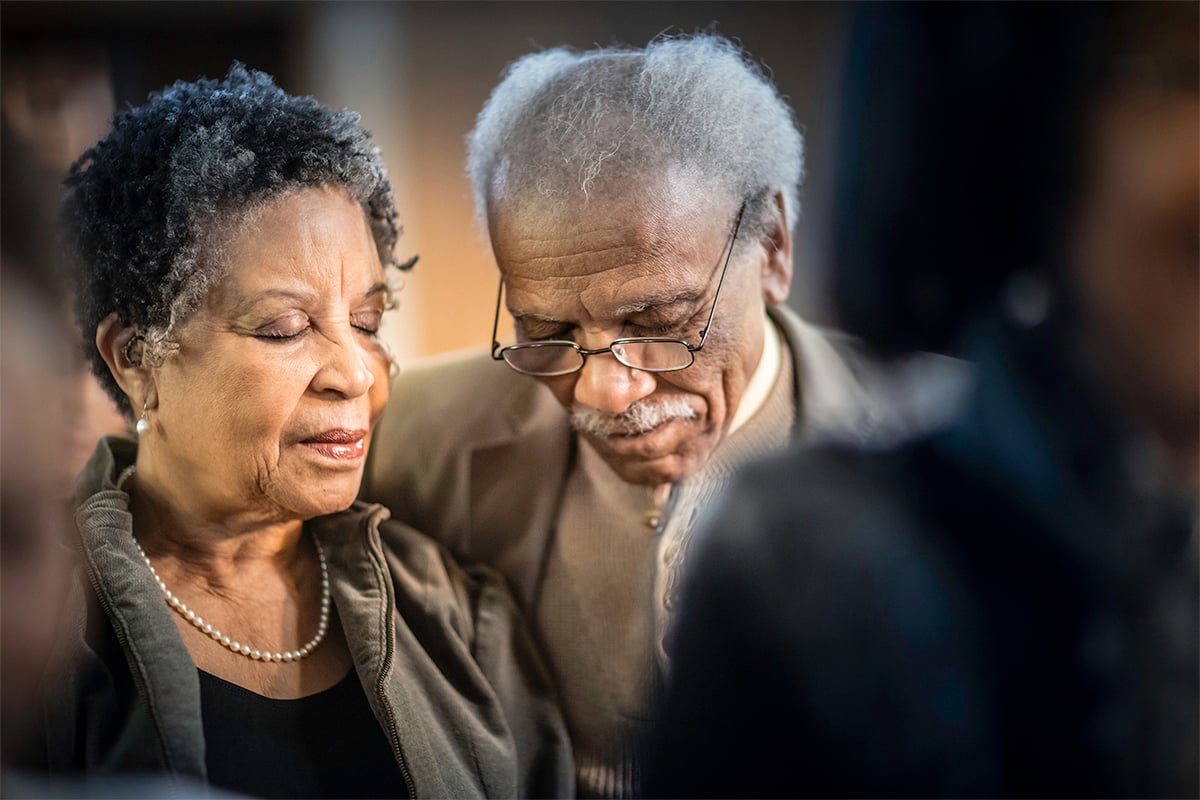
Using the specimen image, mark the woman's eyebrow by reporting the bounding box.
[229,288,316,314]
[232,282,390,312]
[362,282,389,301]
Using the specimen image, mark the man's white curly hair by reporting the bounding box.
[467,33,805,240]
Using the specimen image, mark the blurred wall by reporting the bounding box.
[2,0,852,366]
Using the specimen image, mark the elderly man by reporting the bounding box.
[364,34,952,798]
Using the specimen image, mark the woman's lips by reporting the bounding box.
[300,429,367,460]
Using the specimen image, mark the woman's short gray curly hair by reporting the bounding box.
[61,63,405,418]
[467,33,804,241]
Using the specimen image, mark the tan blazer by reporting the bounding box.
[362,304,966,609]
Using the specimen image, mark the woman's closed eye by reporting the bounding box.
[255,314,310,341]
[252,308,385,341]
[351,309,384,335]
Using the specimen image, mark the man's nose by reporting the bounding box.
[572,352,657,414]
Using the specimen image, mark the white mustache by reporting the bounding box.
[570,397,699,438]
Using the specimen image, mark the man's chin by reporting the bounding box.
[577,415,717,484]
[584,437,698,486]
[607,455,689,486]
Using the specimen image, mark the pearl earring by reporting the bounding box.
[135,401,150,437]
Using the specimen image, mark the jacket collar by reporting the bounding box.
[770,304,885,445]
[71,437,208,779]
[463,413,575,609]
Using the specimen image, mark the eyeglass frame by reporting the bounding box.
[489,200,748,377]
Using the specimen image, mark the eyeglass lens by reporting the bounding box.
[501,345,582,377]
[502,340,695,376]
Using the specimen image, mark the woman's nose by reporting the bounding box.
[312,329,376,398]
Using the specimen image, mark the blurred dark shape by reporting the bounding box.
[0,43,127,773]
[647,2,1198,797]
[0,272,77,768]
[831,2,1183,358]
[1,45,132,484]
[1,39,114,273]
[0,271,231,799]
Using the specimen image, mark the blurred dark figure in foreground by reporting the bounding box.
[646,3,1198,797]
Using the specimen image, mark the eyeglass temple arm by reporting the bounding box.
[695,201,747,350]
[490,275,505,359]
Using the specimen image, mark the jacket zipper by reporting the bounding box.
[365,511,418,798]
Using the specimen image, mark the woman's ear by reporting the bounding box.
[760,189,794,307]
[95,313,155,410]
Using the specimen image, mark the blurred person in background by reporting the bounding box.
[0,43,129,792]
[0,270,216,800]
[647,3,1198,797]
[0,272,78,773]
[363,32,961,798]
[1,44,131,483]
[36,63,572,798]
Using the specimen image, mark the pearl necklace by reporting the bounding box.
[118,466,331,663]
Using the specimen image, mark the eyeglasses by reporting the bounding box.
[490,201,747,377]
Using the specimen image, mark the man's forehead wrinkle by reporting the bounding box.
[504,244,644,280]
[500,226,682,285]
[504,237,710,316]
[504,279,582,321]
[506,256,667,293]
[500,194,681,243]
[577,266,693,315]
[507,220,635,244]
[500,218,663,263]
[495,186,732,327]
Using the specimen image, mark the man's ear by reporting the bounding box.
[760,189,794,306]
[95,313,155,411]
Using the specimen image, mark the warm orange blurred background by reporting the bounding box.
[2,1,853,366]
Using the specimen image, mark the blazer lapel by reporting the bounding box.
[464,391,575,610]
[770,304,881,444]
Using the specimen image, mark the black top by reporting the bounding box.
[199,668,410,799]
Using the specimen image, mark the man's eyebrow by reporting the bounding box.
[614,292,700,316]
[509,293,701,324]
[510,310,565,325]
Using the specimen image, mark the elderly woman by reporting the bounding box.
[44,64,573,798]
